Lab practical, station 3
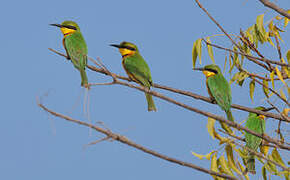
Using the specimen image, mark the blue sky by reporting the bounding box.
[0,0,289,179]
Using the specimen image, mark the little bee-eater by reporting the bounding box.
[245,106,273,174]
[50,21,89,88]
[110,42,156,111]
[194,64,234,122]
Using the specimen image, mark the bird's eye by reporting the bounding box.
[64,25,77,30]
[126,47,136,51]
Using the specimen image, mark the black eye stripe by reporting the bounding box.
[63,25,77,30]
[205,68,218,73]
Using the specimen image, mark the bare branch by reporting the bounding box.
[203,40,290,68]
[258,0,290,19]
[38,102,237,180]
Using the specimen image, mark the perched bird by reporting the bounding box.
[244,106,273,174]
[50,21,89,88]
[110,42,156,111]
[194,64,234,122]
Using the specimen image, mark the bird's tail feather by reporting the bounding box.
[80,69,89,89]
[226,110,234,122]
[246,153,256,174]
[145,93,156,112]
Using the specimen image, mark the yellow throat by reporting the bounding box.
[61,27,76,37]
[258,114,265,119]
[203,70,216,78]
[119,48,135,58]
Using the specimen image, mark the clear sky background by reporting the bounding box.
[0,0,289,179]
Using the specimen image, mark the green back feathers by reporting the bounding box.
[206,65,232,112]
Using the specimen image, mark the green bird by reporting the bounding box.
[110,42,156,111]
[244,106,273,174]
[194,64,234,122]
[50,21,89,88]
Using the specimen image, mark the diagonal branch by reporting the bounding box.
[38,102,237,180]
[258,0,290,19]
[194,0,271,71]
[48,48,290,122]
[113,78,290,150]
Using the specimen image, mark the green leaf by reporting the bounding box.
[249,80,255,102]
[192,40,198,68]
[206,37,215,63]
[196,38,202,65]
[237,71,248,86]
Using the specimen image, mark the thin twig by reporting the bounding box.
[203,40,289,69]
[38,103,237,180]
[258,0,290,19]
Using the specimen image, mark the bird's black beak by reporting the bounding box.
[50,23,63,28]
[193,67,205,71]
[263,107,275,112]
[110,44,121,48]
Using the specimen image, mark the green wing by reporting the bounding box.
[245,116,265,150]
[64,32,88,70]
[123,53,153,88]
[207,74,232,112]
[64,32,88,87]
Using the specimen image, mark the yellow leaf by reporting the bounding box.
[196,38,202,65]
[270,70,275,89]
[206,37,215,63]
[275,15,283,20]
[283,170,290,180]
[219,122,233,134]
[207,117,216,139]
[237,161,249,180]
[284,17,289,28]
[272,148,285,166]
[218,155,234,176]
[276,66,287,86]
[267,37,275,47]
[249,80,255,102]
[205,151,216,160]
[263,78,269,98]
[230,72,240,84]
[191,150,216,160]
[225,145,242,175]
[191,151,206,160]
[192,40,198,68]
[210,153,220,180]
[282,108,289,117]
[260,144,269,156]
[286,50,290,64]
